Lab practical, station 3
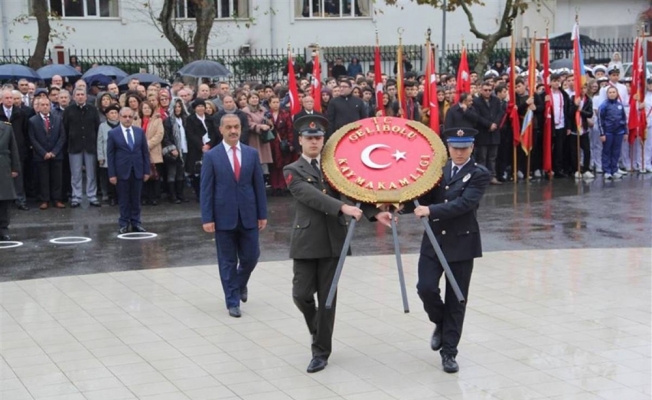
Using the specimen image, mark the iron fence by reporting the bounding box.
[0,37,635,83]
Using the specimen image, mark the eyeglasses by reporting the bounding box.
[120,115,134,119]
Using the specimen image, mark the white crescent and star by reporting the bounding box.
[360,144,407,169]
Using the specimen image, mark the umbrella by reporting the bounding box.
[118,73,169,88]
[83,75,113,87]
[550,58,573,70]
[0,64,40,81]
[177,60,231,78]
[37,64,81,80]
[81,65,128,80]
[548,32,603,50]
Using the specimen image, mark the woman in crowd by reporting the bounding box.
[96,92,113,123]
[162,98,188,204]
[351,86,362,98]
[347,57,363,77]
[205,101,217,117]
[126,94,142,127]
[140,101,164,205]
[437,88,450,124]
[242,92,273,181]
[320,88,332,114]
[158,88,171,119]
[268,95,294,195]
[236,92,248,110]
[185,99,218,201]
[97,105,120,206]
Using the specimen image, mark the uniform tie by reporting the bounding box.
[452,165,459,178]
[126,128,134,150]
[310,158,322,179]
[232,146,240,181]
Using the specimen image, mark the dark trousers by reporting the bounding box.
[570,134,590,173]
[37,160,63,202]
[495,129,512,178]
[116,170,143,228]
[165,158,186,201]
[0,200,10,235]
[474,145,498,177]
[553,128,567,174]
[417,253,474,357]
[144,164,163,202]
[293,257,338,359]
[12,157,30,204]
[98,168,117,201]
[531,128,543,172]
[602,134,623,175]
[214,219,260,309]
[62,151,71,200]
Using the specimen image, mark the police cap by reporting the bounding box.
[444,127,478,148]
[294,114,328,137]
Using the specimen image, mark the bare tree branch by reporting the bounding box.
[28,0,51,69]
[459,1,489,41]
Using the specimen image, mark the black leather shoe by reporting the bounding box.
[70,202,80,208]
[118,226,129,235]
[228,306,241,318]
[306,357,328,373]
[16,204,29,211]
[240,287,248,303]
[131,225,147,233]
[442,354,459,373]
[89,201,101,207]
[430,324,442,351]
[0,234,11,241]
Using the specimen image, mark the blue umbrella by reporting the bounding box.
[118,73,169,88]
[81,65,128,80]
[37,64,82,80]
[0,64,40,81]
[177,60,231,78]
[83,74,113,87]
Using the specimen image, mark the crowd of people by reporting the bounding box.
[0,49,649,239]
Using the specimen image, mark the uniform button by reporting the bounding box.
[325,212,328,215]
[466,231,470,234]
[441,230,446,235]
[296,225,300,228]
[444,199,448,203]
[445,186,449,190]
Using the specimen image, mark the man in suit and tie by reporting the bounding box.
[0,89,31,211]
[107,107,151,234]
[27,97,66,210]
[283,114,392,373]
[401,127,490,374]
[201,114,268,318]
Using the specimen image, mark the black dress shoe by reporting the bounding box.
[16,204,29,211]
[0,234,11,241]
[89,201,101,207]
[306,357,328,373]
[70,202,80,208]
[442,354,459,373]
[151,200,158,206]
[131,225,147,233]
[430,324,442,351]
[228,306,241,318]
[118,226,129,234]
[240,287,248,303]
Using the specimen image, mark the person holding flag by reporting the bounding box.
[569,84,595,179]
[643,78,652,173]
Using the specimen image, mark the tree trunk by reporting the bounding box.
[159,0,215,64]
[28,0,51,70]
[474,35,501,75]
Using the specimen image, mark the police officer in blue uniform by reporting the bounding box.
[403,127,490,373]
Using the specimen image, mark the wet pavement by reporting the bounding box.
[1,175,651,281]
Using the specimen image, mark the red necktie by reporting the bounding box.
[232,146,240,181]
[44,115,50,132]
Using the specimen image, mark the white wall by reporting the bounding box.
[555,0,644,38]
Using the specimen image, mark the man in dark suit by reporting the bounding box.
[444,93,477,130]
[326,80,366,139]
[201,114,267,319]
[212,95,249,144]
[107,107,151,234]
[0,120,21,241]
[472,82,505,184]
[283,115,392,373]
[27,97,66,210]
[402,127,490,374]
[0,89,30,210]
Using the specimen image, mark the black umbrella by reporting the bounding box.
[550,59,573,70]
[548,32,603,50]
[0,64,40,81]
[177,60,231,78]
[37,64,82,80]
[82,65,128,80]
[118,73,169,88]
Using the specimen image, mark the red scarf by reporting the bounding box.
[142,117,150,132]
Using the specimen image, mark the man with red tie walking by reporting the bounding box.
[201,114,268,318]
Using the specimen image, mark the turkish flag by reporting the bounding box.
[312,51,322,112]
[424,46,440,133]
[287,50,301,116]
[455,47,470,104]
[374,44,384,116]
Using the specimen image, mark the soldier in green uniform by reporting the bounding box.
[283,114,392,373]
[0,121,21,241]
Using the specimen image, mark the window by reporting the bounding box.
[174,0,249,19]
[295,0,370,18]
[34,0,119,17]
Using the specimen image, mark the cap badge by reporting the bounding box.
[309,122,316,129]
[456,130,464,137]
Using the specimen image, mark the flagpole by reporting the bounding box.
[574,13,582,178]
[643,29,650,173]
[527,33,535,182]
